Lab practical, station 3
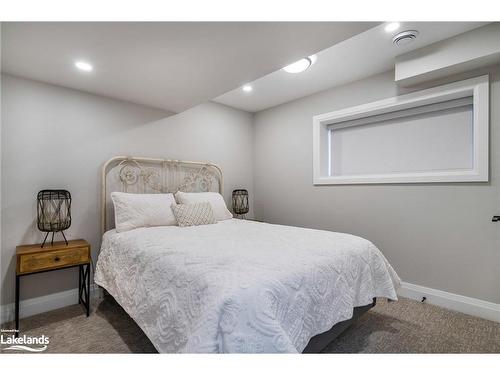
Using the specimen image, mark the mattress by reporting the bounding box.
[94,219,400,353]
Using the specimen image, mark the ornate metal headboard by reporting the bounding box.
[101,156,223,234]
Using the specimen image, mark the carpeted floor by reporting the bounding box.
[2,296,500,353]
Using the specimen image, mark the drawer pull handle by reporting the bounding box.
[54,257,60,262]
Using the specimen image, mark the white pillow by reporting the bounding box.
[174,191,233,221]
[111,192,177,233]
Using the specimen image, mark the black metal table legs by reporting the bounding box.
[78,263,90,317]
[14,263,90,338]
[15,274,20,338]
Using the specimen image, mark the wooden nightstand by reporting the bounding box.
[15,239,91,337]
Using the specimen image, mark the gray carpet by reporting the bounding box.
[2,296,499,353]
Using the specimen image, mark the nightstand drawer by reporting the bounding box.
[18,246,90,274]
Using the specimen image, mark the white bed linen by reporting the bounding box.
[95,219,400,353]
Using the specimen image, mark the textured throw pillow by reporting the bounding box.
[171,202,217,227]
[174,191,233,221]
[111,192,177,233]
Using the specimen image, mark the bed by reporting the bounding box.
[94,156,400,353]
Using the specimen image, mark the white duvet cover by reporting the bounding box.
[95,219,400,353]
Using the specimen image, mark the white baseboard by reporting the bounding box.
[398,281,500,323]
[0,284,100,325]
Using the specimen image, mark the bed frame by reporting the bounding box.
[100,156,376,353]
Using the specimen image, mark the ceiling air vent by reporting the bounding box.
[392,30,419,45]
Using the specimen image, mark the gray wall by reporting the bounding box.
[253,67,500,304]
[1,74,254,306]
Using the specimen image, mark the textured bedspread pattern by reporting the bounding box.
[95,219,400,353]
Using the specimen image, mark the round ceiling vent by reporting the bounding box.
[392,30,419,45]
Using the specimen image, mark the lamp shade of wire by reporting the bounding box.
[232,189,249,218]
[37,189,72,247]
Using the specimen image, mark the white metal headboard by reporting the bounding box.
[101,156,223,234]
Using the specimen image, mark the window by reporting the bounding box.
[313,76,489,185]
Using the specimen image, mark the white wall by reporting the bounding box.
[253,67,500,304]
[1,74,254,307]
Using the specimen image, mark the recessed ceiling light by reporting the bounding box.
[282,55,317,74]
[75,61,93,72]
[242,85,253,93]
[385,22,400,33]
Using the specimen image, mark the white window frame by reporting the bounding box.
[312,75,489,185]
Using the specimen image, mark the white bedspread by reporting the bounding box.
[94,219,400,353]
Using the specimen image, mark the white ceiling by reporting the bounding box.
[214,22,488,113]
[1,22,376,113]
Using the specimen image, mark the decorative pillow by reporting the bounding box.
[111,192,177,233]
[174,191,233,221]
[171,202,217,227]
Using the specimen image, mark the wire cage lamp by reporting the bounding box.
[232,189,249,219]
[37,190,72,247]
